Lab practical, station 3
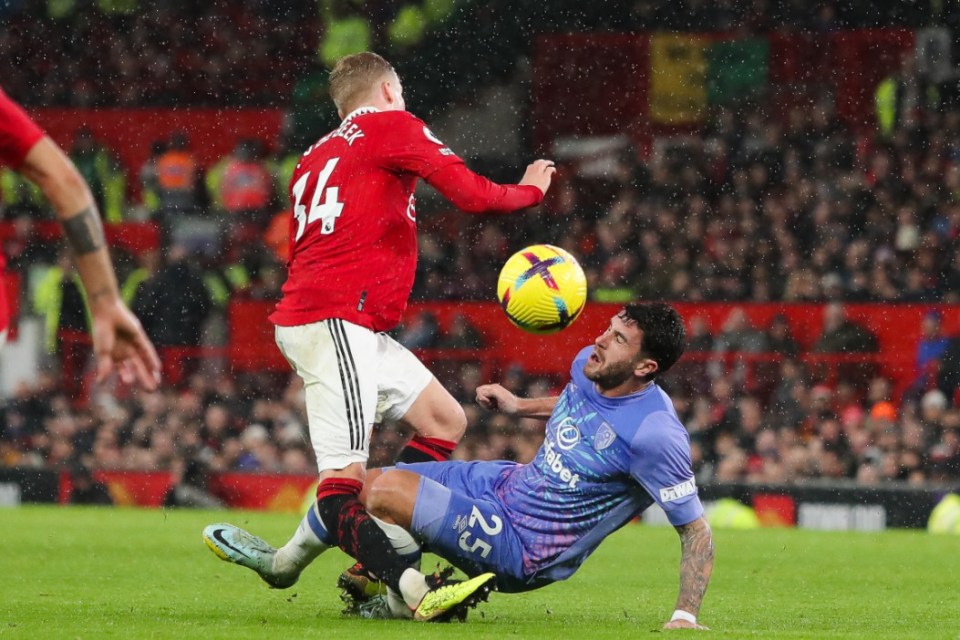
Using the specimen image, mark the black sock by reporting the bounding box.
[315,481,409,593]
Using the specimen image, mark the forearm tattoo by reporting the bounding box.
[62,206,106,255]
[674,518,715,615]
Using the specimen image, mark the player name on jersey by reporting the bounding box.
[328,120,364,146]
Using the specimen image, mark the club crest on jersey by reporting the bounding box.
[594,423,616,451]
[423,126,454,155]
[422,126,444,145]
[556,418,581,451]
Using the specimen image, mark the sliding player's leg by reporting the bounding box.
[367,462,529,589]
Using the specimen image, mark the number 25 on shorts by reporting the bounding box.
[457,505,502,559]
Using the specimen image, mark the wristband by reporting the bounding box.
[670,610,697,625]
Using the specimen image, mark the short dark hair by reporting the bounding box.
[623,302,686,378]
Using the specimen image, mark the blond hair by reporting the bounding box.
[329,52,396,114]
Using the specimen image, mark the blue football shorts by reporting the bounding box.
[397,460,532,593]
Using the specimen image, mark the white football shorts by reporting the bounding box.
[275,318,433,472]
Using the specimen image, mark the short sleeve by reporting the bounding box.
[378,112,464,178]
[0,89,45,169]
[629,412,704,526]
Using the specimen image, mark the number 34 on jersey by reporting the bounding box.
[291,157,345,241]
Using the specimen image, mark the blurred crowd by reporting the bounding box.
[4,105,960,489]
[414,96,960,306]
[3,1,960,492]
[3,342,959,499]
[2,1,316,107]
[642,301,960,489]
[4,1,958,108]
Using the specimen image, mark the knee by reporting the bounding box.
[446,404,468,442]
[365,471,403,520]
[366,470,419,528]
[422,402,467,442]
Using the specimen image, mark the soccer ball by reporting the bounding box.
[496,244,587,334]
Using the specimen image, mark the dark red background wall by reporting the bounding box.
[229,299,960,399]
[27,108,285,198]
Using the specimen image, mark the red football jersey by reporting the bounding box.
[270,107,542,331]
[0,88,45,334]
[0,88,44,170]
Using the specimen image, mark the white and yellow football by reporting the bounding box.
[496,244,587,334]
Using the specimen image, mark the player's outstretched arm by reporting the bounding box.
[664,516,713,631]
[476,383,557,420]
[517,159,556,196]
[19,138,161,390]
[425,159,555,214]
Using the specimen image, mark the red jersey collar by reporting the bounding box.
[342,106,380,121]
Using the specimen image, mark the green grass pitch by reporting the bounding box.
[1,506,958,639]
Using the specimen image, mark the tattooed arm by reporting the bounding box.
[664,515,714,630]
[18,137,160,390]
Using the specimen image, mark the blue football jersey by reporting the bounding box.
[494,346,703,584]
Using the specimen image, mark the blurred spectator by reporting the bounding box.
[767,357,808,429]
[288,60,340,147]
[138,140,166,220]
[33,250,92,395]
[2,214,56,271]
[318,0,372,70]
[69,463,113,505]
[591,253,637,303]
[907,310,951,399]
[234,424,279,471]
[875,54,923,139]
[211,139,273,229]
[712,307,769,353]
[68,127,126,223]
[709,306,768,383]
[131,243,212,384]
[266,134,301,203]
[765,314,800,356]
[120,248,160,310]
[920,389,948,428]
[133,243,211,348]
[438,313,484,349]
[938,336,960,403]
[686,315,714,352]
[813,303,879,353]
[153,132,201,216]
[247,261,285,301]
[263,209,292,264]
[1,164,45,218]
[395,310,440,349]
[163,456,225,509]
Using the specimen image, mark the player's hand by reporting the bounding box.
[519,159,556,196]
[476,384,519,415]
[662,619,710,630]
[90,298,162,391]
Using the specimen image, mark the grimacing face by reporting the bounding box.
[582,311,647,391]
